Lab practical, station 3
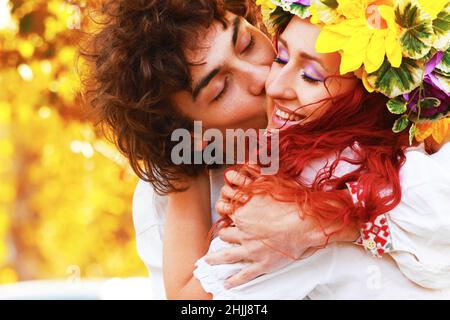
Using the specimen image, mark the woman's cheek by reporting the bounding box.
[265,65,280,92]
[296,86,325,110]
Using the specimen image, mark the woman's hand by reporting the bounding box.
[215,169,253,216]
[209,169,359,289]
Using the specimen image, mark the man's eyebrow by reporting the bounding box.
[191,16,239,101]
[278,37,328,71]
[192,67,222,100]
[232,16,241,47]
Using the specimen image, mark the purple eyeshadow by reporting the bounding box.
[304,66,325,81]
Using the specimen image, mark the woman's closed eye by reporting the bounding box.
[300,69,322,84]
[274,44,289,65]
[274,57,323,84]
[274,56,288,65]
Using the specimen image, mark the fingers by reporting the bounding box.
[224,169,253,187]
[245,164,261,173]
[216,183,250,217]
[215,199,234,217]
[224,265,264,289]
[204,246,248,266]
[221,185,249,203]
[218,227,248,244]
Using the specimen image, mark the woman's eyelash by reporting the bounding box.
[242,35,255,53]
[213,77,229,102]
[300,70,322,84]
[274,57,288,65]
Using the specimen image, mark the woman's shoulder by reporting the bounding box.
[400,142,450,190]
[404,141,450,160]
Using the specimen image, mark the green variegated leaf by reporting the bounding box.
[321,0,339,9]
[436,49,450,74]
[434,71,450,93]
[288,4,311,18]
[435,67,450,77]
[273,0,311,19]
[409,123,417,145]
[416,109,450,122]
[432,4,450,51]
[414,96,449,122]
[437,70,450,77]
[420,48,438,63]
[393,115,410,133]
[387,97,408,114]
[366,58,424,98]
[396,1,434,59]
[419,97,441,109]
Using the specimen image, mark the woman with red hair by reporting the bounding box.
[194,0,450,299]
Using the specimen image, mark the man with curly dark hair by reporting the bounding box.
[82,0,273,194]
[81,0,276,299]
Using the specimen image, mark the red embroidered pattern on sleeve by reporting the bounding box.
[346,182,393,258]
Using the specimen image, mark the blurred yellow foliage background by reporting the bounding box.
[0,0,147,284]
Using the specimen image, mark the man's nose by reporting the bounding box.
[236,61,271,96]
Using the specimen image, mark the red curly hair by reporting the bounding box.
[216,83,409,245]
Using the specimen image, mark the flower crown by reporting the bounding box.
[257,0,450,144]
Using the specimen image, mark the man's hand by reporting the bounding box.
[206,226,297,289]
[209,169,359,289]
[208,192,327,288]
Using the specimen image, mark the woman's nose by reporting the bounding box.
[265,67,297,101]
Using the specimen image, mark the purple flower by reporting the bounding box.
[284,0,311,5]
[403,52,449,119]
[425,51,444,76]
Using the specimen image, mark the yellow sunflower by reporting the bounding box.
[256,0,277,33]
[256,0,276,10]
[314,0,403,75]
[256,0,277,19]
[309,0,342,25]
[417,0,448,19]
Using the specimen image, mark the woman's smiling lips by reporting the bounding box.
[271,104,306,128]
